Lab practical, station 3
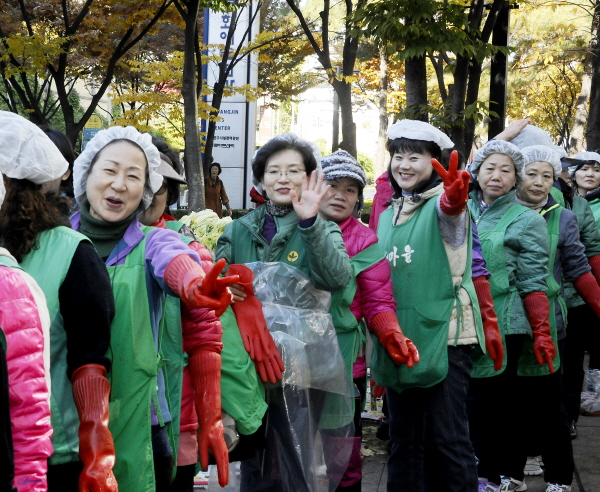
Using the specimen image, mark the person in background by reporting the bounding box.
[0,111,116,492]
[250,185,266,207]
[205,162,231,217]
[368,172,393,232]
[0,168,53,492]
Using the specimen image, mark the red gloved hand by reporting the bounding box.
[225,265,285,383]
[523,292,556,373]
[188,350,229,487]
[588,255,600,286]
[164,255,239,316]
[473,276,504,371]
[574,271,600,318]
[370,311,419,368]
[71,364,118,492]
[369,378,386,399]
[432,150,471,216]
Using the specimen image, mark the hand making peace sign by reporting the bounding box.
[432,150,471,216]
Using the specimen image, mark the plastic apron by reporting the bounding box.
[320,243,385,430]
[20,226,87,465]
[469,204,529,377]
[106,227,176,492]
[517,204,563,376]
[373,198,484,393]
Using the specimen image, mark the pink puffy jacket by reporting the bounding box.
[337,217,396,379]
[0,262,53,491]
[368,173,393,232]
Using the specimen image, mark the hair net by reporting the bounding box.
[510,125,554,149]
[74,126,162,211]
[470,140,525,177]
[0,111,69,185]
[520,145,561,179]
[553,146,567,159]
[574,151,600,164]
[387,120,454,150]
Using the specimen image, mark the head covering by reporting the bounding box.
[510,125,554,149]
[0,111,69,185]
[470,140,525,177]
[157,152,186,184]
[553,146,567,159]
[0,178,5,210]
[521,145,562,179]
[574,151,600,164]
[74,126,162,211]
[387,120,454,150]
[320,150,366,190]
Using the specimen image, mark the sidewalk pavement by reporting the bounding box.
[361,415,600,491]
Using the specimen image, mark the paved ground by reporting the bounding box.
[361,415,600,492]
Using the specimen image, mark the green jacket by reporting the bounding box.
[468,190,550,336]
[216,206,352,291]
[562,195,600,308]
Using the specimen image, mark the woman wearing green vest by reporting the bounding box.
[0,111,119,492]
[506,145,600,492]
[467,140,560,492]
[216,133,353,492]
[317,150,419,492]
[373,120,503,492]
[70,126,238,491]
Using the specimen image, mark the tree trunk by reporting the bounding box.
[181,0,206,211]
[404,55,428,122]
[571,53,593,154]
[586,0,600,150]
[333,78,357,157]
[375,47,389,177]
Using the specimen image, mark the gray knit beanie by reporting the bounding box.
[321,150,367,190]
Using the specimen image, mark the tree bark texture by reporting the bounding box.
[375,47,389,177]
[586,0,600,150]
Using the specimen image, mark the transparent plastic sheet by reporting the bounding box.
[208,262,354,492]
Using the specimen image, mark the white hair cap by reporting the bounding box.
[574,151,600,164]
[387,120,454,150]
[74,126,162,211]
[0,111,69,185]
[470,140,526,177]
[553,146,567,159]
[521,145,562,179]
[510,125,554,149]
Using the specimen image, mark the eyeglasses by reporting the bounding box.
[264,168,306,178]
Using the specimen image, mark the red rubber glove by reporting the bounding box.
[164,255,239,316]
[574,272,600,318]
[431,150,471,216]
[370,311,419,368]
[473,276,504,371]
[588,255,600,285]
[523,292,556,373]
[71,364,118,492]
[188,350,229,487]
[225,264,285,383]
[369,378,386,398]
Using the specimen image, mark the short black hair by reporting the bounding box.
[38,124,76,199]
[386,137,443,197]
[252,135,317,182]
[152,137,183,207]
[209,162,222,175]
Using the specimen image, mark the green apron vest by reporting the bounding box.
[320,243,385,429]
[549,187,566,207]
[20,227,89,465]
[373,198,484,393]
[517,205,563,376]
[106,227,178,492]
[469,204,529,377]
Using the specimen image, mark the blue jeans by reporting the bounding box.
[387,345,478,492]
